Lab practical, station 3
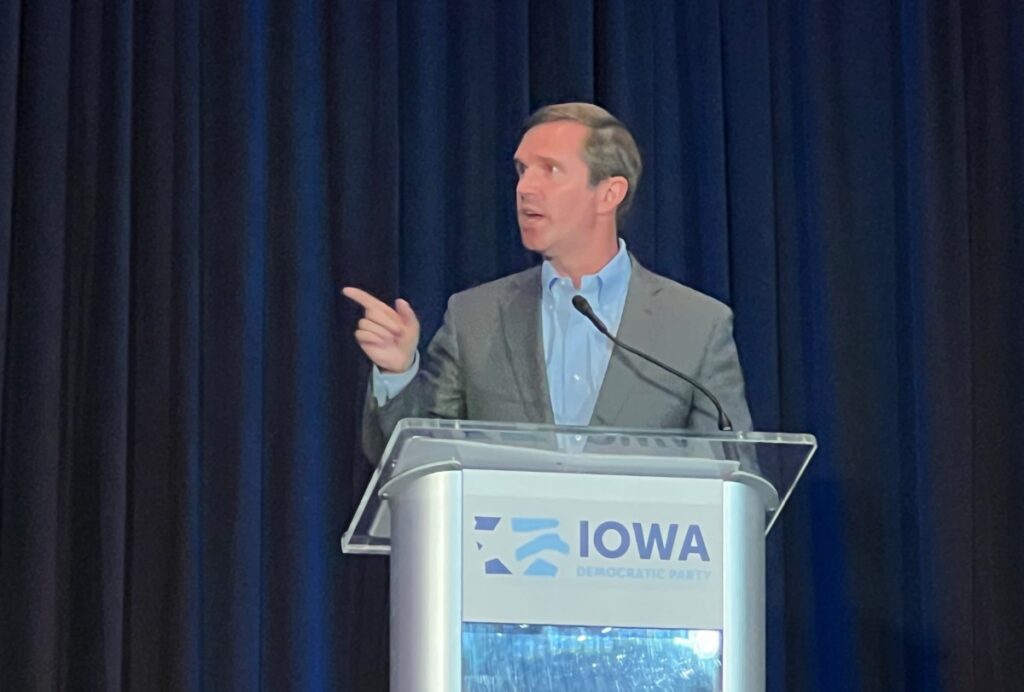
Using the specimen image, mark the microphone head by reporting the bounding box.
[571,294,591,314]
[572,294,609,335]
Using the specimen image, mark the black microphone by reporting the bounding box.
[572,294,734,431]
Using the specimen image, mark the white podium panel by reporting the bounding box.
[462,470,724,630]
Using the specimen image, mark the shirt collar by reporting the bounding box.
[541,239,630,307]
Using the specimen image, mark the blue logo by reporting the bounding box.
[474,516,570,577]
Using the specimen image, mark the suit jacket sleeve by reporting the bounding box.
[684,307,762,473]
[360,297,467,463]
[685,307,752,433]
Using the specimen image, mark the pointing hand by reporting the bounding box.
[342,287,420,374]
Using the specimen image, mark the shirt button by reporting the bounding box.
[572,373,581,381]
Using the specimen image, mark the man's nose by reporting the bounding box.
[517,169,538,197]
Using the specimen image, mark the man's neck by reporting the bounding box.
[549,236,620,289]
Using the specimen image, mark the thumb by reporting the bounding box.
[395,298,418,325]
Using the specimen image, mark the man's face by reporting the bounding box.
[513,120,602,262]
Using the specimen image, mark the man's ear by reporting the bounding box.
[597,176,628,215]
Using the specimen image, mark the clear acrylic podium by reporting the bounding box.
[342,419,816,692]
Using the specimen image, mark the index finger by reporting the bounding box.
[342,286,394,314]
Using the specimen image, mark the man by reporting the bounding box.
[343,103,752,460]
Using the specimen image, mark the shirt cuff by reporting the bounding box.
[371,351,420,406]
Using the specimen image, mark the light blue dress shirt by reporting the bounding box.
[539,240,631,424]
[372,240,632,426]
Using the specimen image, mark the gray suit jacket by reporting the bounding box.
[363,256,753,459]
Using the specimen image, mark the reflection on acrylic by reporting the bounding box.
[462,623,721,691]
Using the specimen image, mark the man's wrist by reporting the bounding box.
[371,351,420,406]
[380,353,416,375]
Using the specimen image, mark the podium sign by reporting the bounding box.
[463,470,724,630]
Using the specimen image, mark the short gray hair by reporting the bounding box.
[523,102,643,223]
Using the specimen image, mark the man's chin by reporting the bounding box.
[519,230,548,255]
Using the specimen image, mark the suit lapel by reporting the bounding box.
[589,259,660,427]
[498,269,555,424]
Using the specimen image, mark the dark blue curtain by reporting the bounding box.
[1,1,1021,690]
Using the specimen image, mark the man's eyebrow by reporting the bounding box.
[513,155,562,168]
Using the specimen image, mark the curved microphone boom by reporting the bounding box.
[571,294,734,431]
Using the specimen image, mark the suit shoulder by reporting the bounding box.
[641,267,734,320]
[447,265,539,312]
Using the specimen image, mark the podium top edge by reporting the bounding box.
[392,418,817,446]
